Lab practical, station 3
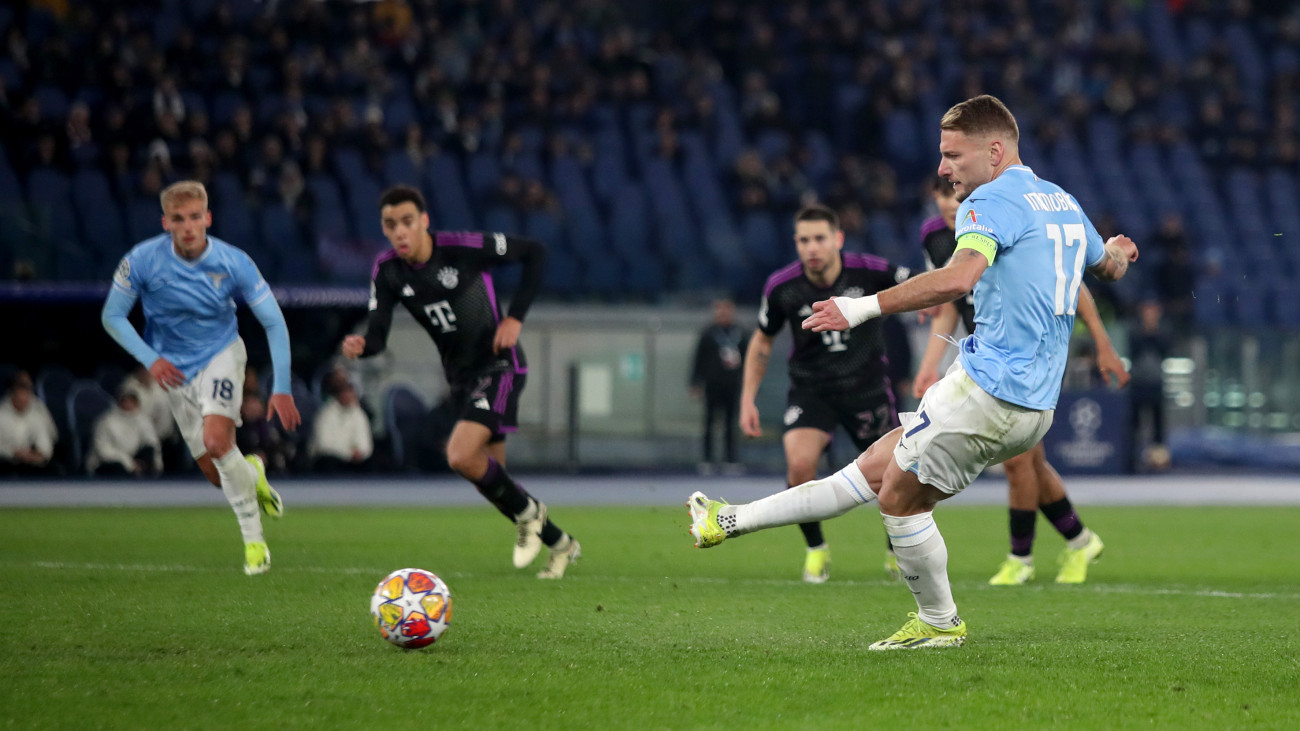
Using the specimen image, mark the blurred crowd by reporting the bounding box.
[0,362,390,479]
[0,0,1297,319]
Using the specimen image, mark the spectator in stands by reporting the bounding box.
[125,365,185,473]
[690,297,748,473]
[236,385,294,476]
[1151,214,1196,333]
[310,372,374,473]
[1129,300,1172,472]
[0,371,59,477]
[87,385,162,477]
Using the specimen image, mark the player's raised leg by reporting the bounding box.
[688,428,900,548]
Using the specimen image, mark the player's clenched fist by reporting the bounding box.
[341,334,367,359]
[1106,234,1140,262]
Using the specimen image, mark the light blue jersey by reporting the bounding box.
[102,234,292,392]
[953,165,1106,410]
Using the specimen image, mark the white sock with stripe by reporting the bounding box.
[721,461,876,537]
[882,511,957,628]
[214,450,263,543]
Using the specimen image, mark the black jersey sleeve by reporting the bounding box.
[498,234,545,322]
[443,231,546,322]
[757,287,786,336]
[360,258,399,357]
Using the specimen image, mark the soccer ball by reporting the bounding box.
[369,568,453,649]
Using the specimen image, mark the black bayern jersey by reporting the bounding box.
[920,216,976,333]
[361,230,545,381]
[758,252,909,392]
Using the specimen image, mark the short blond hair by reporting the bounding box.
[940,95,1019,143]
[160,180,208,212]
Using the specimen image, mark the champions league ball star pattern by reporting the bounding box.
[370,568,453,649]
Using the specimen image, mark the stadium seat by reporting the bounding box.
[424,153,475,231]
[94,364,128,395]
[737,209,780,273]
[466,152,503,203]
[126,197,162,243]
[383,150,422,189]
[65,380,115,473]
[28,167,80,251]
[72,169,128,261]
[259,204,306,253]
[383,384,429,472]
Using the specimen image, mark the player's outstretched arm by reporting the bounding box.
[803,249,987,332]
[1076,285,1130,389]
[101,286,185,388]
[248,294,300,431]
[739,329,773,438]
[1087,235,1139,282]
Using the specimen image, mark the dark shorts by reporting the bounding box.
[783,383,898,451]
[449,370,526,444]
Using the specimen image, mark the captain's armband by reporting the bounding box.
[954,233,998,266]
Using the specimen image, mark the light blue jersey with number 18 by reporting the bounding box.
[953,165,1106,411]
[109,234,271,378]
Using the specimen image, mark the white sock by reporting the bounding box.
[882,512,958,628]
[1009,553,1033,566]
[214,450,263,544]
[515,497,540,523]
[721,461,875,537]
[1067,527,1093,550]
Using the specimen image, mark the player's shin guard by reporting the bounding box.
[472,457,531,520]
[214,449,263,543]
[724,461,875,538]
[882,511,957,628]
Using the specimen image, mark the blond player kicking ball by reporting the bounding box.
[687,95,1138,649]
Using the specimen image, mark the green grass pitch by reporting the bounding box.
[2,504,1298,729]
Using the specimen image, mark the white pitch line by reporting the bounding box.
[15,561,1300,601]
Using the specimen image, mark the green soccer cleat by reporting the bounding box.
[243,541,271,575]
[803,546,831,583]
[868,612,967,651]
[686,491,727,548]
[1056,532,1104,584]
[989,556,1035,585]
[537,537,581,579]
[884,550,902,581]
[246,454,283,519]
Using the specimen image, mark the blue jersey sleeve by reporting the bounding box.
[232,252,291,394]
[954,195,1015,251]
[102,258,161,368]
[1081,209,1106,267]
[111,251,142,294]
[232,251,272,307]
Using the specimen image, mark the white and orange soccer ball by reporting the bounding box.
[369,568,452,649]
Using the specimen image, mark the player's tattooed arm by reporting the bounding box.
[1088,235,1139,282]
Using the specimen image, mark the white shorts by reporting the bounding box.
[894,361,1053,495]
[166,338,247,458]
